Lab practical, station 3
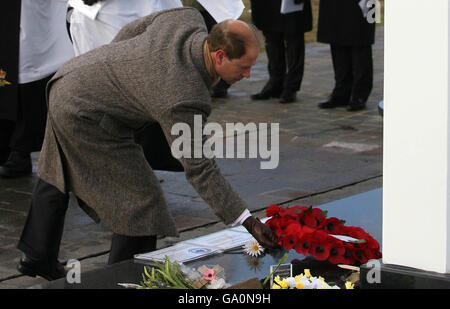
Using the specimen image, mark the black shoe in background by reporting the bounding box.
[17,255,66,281]
[251,87,282,100]
[346,98,367,111]
[279,91,297,104]
[318,97,349,109]
[0,151,32,178]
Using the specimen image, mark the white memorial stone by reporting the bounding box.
[383,0,450,273]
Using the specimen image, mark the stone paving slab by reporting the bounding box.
[0,27,384,287]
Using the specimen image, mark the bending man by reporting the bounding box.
[17,8,278,281]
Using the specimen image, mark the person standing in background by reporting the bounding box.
[0,1,21,166]
[250,0,312,104]
[0,0,74,178]
[317,0,376,111]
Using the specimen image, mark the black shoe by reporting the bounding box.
[346,99,366,112]
[279,92,296,104]
[0,151,32,178]
[251,88,281,100]
[318,98,348,109]
[17,255,66,281]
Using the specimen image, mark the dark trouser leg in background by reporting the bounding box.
[0,75,53,177]
[350,45,373,104]
[330,45,353,104]
[0,119,14,164]
[10,75,51,154]
[17,178,69,280]
[108,234,157,265]
[319,45,353,109]
[264,30,285,93]
[280,33,305,103]
[251,31,285,100]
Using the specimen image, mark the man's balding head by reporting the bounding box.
[205,19,259,85]
[206,19,259,60]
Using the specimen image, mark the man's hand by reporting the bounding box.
[242,216,279,249]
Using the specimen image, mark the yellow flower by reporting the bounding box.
[296,281,304,289]
[272,284,282,289]
[294,274,303,282]
[273,276,289,289]
[319,276,325,281]
[304,269,311,278]
[345,281,355,289]
[320,284,328,289]
[274,275,282,285]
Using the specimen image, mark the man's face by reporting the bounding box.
[215,47,259,85]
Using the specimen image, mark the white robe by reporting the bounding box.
[68,0,183,56]
[19,0,74,83]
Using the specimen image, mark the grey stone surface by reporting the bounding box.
[0,27,384,288]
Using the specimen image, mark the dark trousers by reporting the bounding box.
[18,178,157,265]
[0,120,14,162]
[330,45,373,103]
[263,31,306,94]
[0,74,53,155]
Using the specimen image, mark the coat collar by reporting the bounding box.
[191,32,214,89]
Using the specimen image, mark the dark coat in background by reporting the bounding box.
[317,0,376,46]
[250,0,313,35]
[0,1,21,122]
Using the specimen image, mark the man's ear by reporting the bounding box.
[214,49,226,65]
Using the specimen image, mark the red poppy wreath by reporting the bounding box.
[265,204,382,265]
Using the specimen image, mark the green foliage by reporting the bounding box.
[139,256,197,289]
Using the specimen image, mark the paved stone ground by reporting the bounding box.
[0,27,384,288]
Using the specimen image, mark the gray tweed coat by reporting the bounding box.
[38,8,247,237]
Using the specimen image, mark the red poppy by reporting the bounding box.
[324,217,343,234]
[365,235,380,250]
[266,204,281,217]
[267,216,292,237]
[351,248,368,264]
[342,226,367,240]
[294,238,311,256]
[293,225,314,256]
[279,207,299,219]
[310,241,332,261]
[327,240,346,264]
[279,223,302,250]
[341,245,356,265]
[291,205,309,215]
[311,229,329,243]
[302,208,326,229]
[280,235,297,250]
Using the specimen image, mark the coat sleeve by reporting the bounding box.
[157,100,248,225]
